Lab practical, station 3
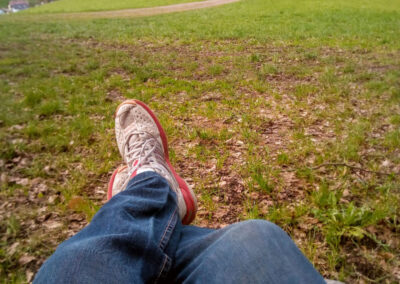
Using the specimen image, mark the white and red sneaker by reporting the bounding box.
[108,99,197,225]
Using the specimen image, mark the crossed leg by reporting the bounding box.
[34,172,325,284]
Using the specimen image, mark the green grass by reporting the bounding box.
[25,0,202,13]
[10,0,397,48]
[1,0,400,282]
[0,0,7,8]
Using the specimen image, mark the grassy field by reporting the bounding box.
[1,0,400,282]
[24,0,203,13]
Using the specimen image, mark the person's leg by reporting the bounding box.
[35,99,198,283]
[34,172,181,284]
[171,220,325,284]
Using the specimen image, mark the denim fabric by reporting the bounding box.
[34,172,325,284]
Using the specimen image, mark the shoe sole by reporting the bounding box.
[114,99,197,225]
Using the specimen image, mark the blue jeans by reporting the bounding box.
[34,172,325,283]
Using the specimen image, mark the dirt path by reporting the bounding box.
[62,0,239,19]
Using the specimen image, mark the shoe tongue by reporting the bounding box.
[126,134,154,161]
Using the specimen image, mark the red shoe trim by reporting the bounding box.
[107,168,119,200]
[134,100,196,224]
[130,170,138,179]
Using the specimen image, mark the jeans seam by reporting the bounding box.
[158,207,177,250]
[154,208,176,283]
[155,254,170,283]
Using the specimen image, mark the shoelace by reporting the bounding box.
[124,131,166,176]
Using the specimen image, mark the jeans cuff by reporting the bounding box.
[127,170,165,187]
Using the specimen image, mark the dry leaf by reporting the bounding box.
[26,270,34,283]
[19,254,35,265]
[16,178,29,186]
[44,220,63,230]
[381,159,390,167]
[68,196,86,211]
[47,195,58,204]
[7,242,19,256]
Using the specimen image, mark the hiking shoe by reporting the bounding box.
[113,99,197,225]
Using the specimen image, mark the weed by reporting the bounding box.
[215,151,228,170]
[260,63,279,76]
[245,156,274,194]
[313,203,388,249]
[277,152,290,165]
[311,183,340,209]
[243,200,260,220]
[200,192,216,218]
[391,87,400,101]
[384,130,400,150]
[5,215,21,239]
[343,64,355,74]
[208,65,224,76]
[390,115,400,125]
[39,100,63,117]
[339,122,370,161]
